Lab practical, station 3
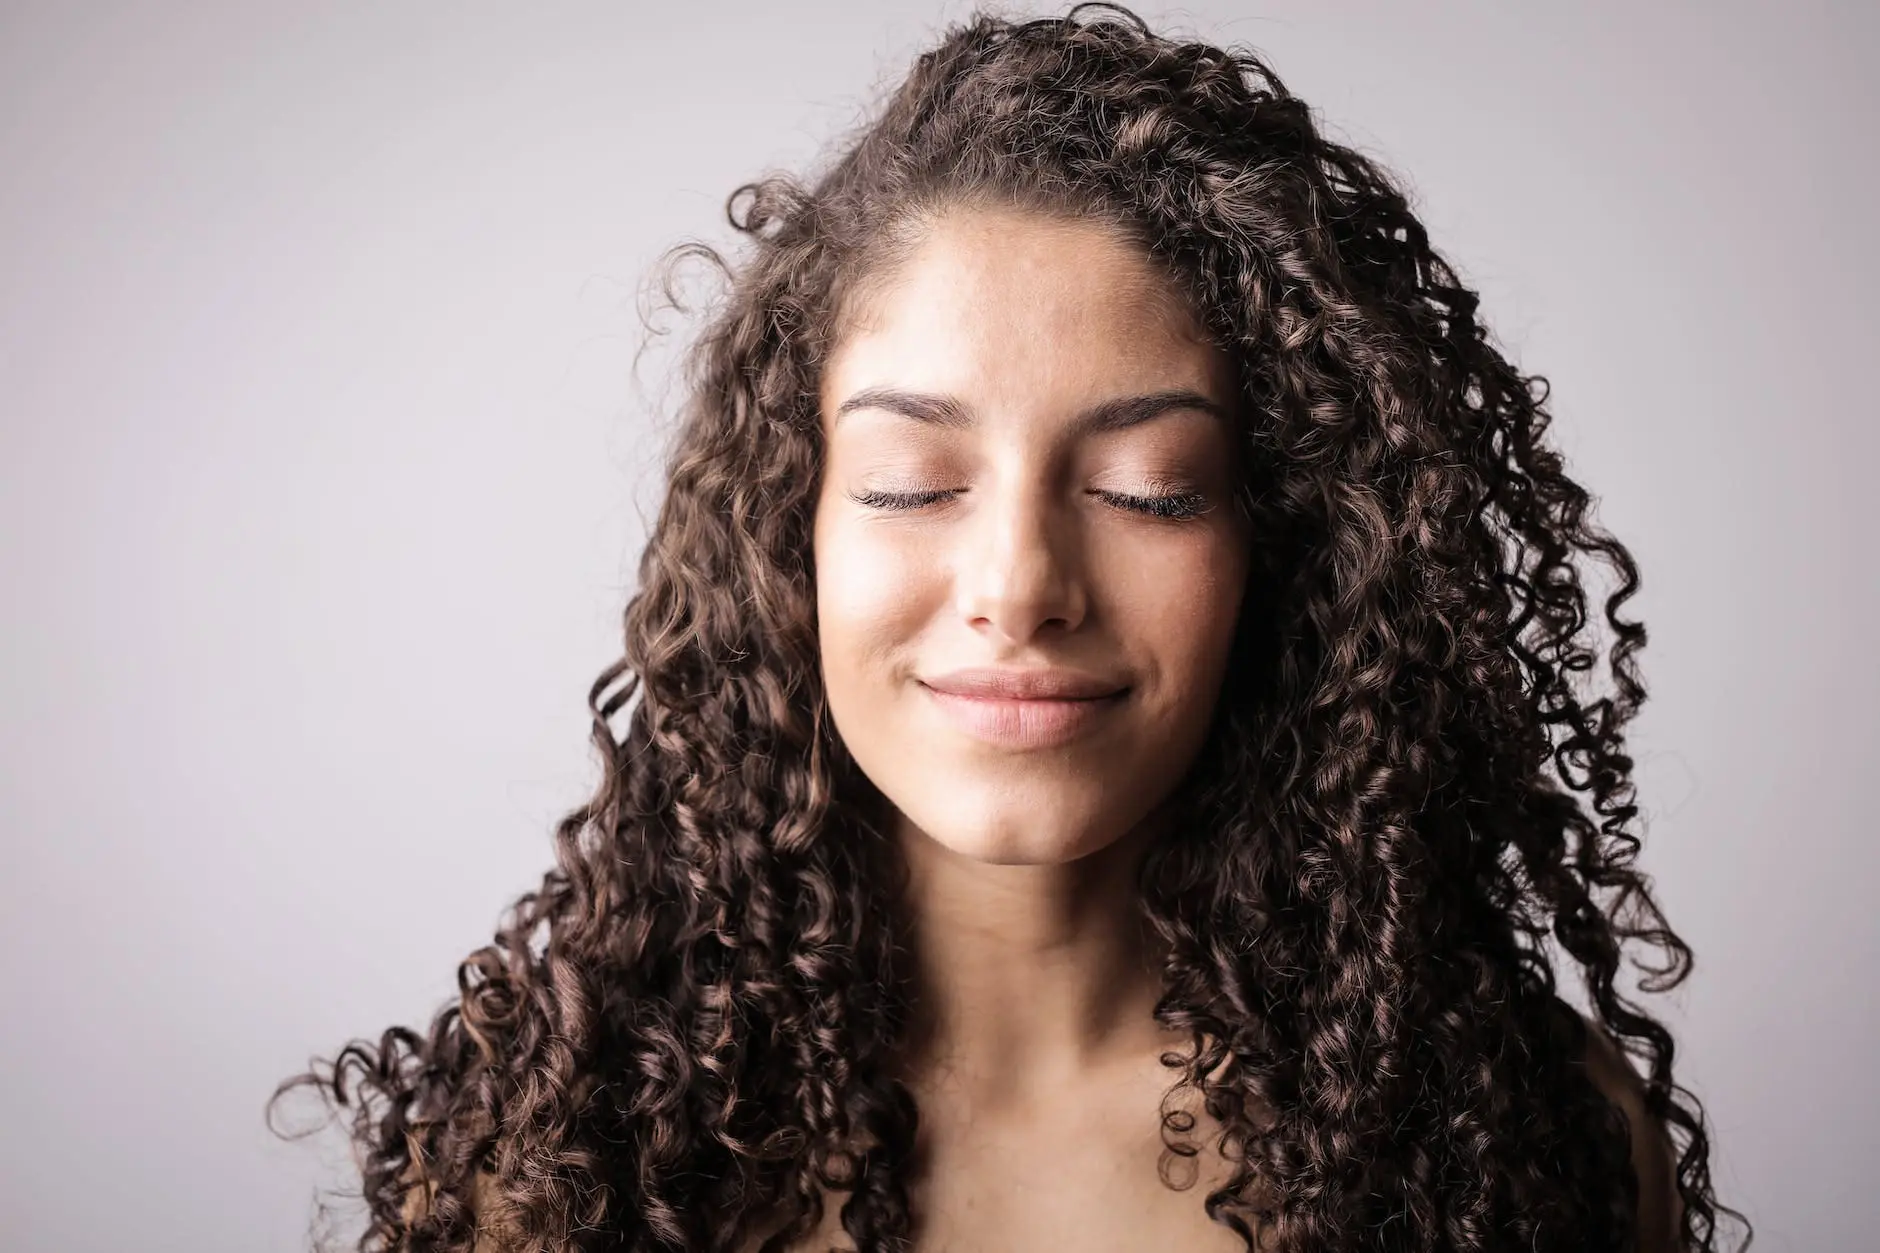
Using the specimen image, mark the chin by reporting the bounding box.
[937,830,1098,866]
[901,789,1133,866]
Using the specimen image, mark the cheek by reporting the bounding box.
[1117,536,1247,714]
[813,513,935,689]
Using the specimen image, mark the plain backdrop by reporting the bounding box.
[2,2,1873,1249]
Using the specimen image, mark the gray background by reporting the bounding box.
[2,2,1872,1249]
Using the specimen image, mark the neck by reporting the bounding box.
[889,806,1178,1116]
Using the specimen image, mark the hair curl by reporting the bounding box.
[271,6,1750,1251]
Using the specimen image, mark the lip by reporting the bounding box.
[918,668,1129,750]
[921,667,1127,700]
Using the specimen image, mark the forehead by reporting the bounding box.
[822,207,1230,412]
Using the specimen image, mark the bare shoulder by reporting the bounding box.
[1576,1010,1686,1252]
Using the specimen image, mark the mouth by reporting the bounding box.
[917,682,1129,750]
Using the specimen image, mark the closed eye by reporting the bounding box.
[849,488,1211,521]
[850,488,956,510]
[1093,489,1211,521]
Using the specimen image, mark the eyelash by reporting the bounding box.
[851,488,1211,521]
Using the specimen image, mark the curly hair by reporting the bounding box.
[270,6,1751,1251]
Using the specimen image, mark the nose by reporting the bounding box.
[953,478,1089,643]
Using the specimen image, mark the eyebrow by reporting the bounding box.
[833,386,1231,435]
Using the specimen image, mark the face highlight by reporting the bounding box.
[812,206,1251,867]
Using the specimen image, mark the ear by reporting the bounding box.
[1579,1011,1685,1252]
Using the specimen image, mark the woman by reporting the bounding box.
[273,6,1750,1251]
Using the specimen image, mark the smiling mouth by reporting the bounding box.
[918,684,1129,750]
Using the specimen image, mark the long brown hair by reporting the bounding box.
[271,6,1749,1250]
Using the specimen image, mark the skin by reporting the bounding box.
[806,204,1259,1252]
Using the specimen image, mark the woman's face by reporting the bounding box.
[813,205,1250,866]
